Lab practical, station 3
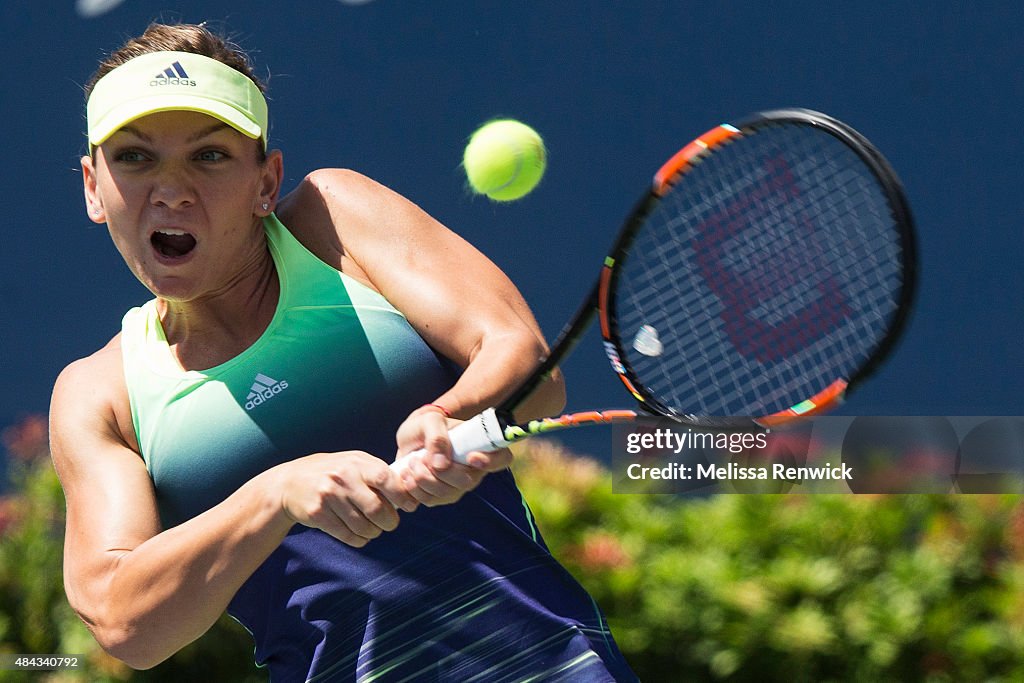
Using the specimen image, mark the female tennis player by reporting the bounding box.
[50,22,637,682]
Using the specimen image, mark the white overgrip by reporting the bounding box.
[389,408,511,474]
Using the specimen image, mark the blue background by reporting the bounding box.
[1,1,1022,465]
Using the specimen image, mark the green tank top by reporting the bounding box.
[120,213,455,525]
[118,214,636,681]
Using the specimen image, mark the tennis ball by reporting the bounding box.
[463,119,546,201]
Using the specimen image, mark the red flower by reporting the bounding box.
[0,495,23,536]
[2,414,49,462]
[573,532,632,572]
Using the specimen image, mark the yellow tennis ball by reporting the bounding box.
[463,119,547,201]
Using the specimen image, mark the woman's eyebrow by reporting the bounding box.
[113,121,231,143]
[188,122,232,142]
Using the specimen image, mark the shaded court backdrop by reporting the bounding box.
[1,2,1023,462]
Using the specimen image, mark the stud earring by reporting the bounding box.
[262,202,269,211]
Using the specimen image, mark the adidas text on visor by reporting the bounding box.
[87,51,268,149]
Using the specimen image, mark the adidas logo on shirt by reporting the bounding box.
[150,60,196,87]
[245,373,289,411]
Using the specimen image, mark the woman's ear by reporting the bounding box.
[81,154,107,224]
[255,149,284,217]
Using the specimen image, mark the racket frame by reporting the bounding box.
[499,108,917,437]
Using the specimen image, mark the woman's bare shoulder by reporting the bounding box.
[51,333,138,456]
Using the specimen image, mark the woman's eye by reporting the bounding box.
[196,150,227,162]
[116,150,148,162]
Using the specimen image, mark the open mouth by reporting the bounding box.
[151,228,197,259]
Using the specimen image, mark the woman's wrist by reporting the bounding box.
[420,403,452,419]
[250,464,303,537]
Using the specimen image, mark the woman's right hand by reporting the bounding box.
[273,451,419,547]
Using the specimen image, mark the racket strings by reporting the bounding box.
[614,122,905,417]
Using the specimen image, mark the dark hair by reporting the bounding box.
[85,22,266,98]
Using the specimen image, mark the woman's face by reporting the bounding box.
[82,110,281,303]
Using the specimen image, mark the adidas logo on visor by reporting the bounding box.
[245,373,289,411]
[150,60,196,87]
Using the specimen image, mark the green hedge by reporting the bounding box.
[2,418,1024,682]
[512,441,1024,682]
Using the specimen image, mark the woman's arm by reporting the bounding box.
[51,341,414,669]
[280,169,566,420]
[278,170,566,504]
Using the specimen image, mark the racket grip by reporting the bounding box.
[389,408,511,473]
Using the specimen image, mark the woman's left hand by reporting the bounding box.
[393,405,513,507]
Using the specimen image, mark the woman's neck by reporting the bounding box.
[156,248,280,371]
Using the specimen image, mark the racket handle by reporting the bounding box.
[389,408,511,473]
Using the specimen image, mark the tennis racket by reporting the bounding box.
[393,108,916,470]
